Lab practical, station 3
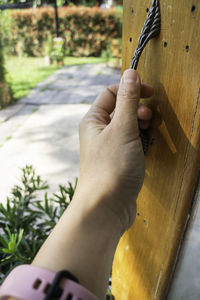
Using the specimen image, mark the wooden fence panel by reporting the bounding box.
[112,1,200,299]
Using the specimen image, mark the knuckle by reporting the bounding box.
[118,86,139,100]
[106,85,118,96]
[79,112,92,133]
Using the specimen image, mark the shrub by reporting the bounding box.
[0,10,13,56]
[50,37,65,64]
[0,165,114,298]
[6,6,122,57]
[0,165,77,282]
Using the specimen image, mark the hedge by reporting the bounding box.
[8,6,122,57]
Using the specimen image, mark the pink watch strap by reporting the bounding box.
[0,264,99,300]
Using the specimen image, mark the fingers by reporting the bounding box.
[141,83,154,98]
[113,70,141,136]
[137,104,152,120]
[100,83,154,100]
[88,74,154,116]
[84,70,154,133]
[100,82,153,100]
[89,80,154,116]
[138,119,151,130]
[89,84,118,115]
[137,104,152,129]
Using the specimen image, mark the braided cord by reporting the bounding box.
[130,0,161,70]
[129,0,161,154]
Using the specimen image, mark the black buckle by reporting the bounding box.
[44,270,79,300]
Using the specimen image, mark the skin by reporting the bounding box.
[9,69,153,300]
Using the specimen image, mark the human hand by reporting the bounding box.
[31,70,153,300]
[76,69,153,233]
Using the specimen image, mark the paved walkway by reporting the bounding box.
[0,64,120,204]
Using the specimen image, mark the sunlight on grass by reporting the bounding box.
[5,57,59,100]
[5,56,110,101]
[63,56,109,66]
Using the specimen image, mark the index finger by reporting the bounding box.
[89,81,154,116]
[90,84,119,115]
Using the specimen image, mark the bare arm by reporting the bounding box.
[32,70,153,299]
[9,69,153,300]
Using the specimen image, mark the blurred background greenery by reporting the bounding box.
[0,0,123,108]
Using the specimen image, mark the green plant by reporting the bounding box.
[7,7,122,57]
[0,165,78,283]
[101,41,112,61]
[50,37,65,64]
[4,56,111,103]
[5,56,59,100]
[0,165,115,299]
[0,10,13,56]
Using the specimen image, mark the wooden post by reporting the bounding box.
[112,1,200,299]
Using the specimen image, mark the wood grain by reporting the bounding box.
[112,0,200,299]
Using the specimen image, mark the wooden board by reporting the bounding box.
[112,1,200,299]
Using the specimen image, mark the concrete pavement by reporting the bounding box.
[0,63,120,204]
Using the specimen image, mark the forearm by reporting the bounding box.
[32,186,123,300]
[6,70,153,300]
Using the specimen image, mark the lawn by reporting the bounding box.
[5,56,110,101]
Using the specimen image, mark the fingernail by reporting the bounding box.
[123,69,139,84]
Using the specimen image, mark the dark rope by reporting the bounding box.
[130,0,161,70]
[129,0,161,154]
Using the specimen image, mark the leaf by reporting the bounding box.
[0,235,9,248]
[6,226,12,239]
[8,233,17,252]
[2,248,11,254]
[0,164,80,280]
[0,255,13,262]
[16,229,24,248]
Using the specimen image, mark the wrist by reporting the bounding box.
[32,187,123,300]
[74,175,138,233]
[72,180,126,236]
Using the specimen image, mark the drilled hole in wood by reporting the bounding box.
[43,283,51,294]
[129,37,133,42]
[146,8,149,13]
[137,212,140,216]
[33,279,42,290]
[131,8,134,14]
[191,5,196,12]
[164,41,168,48]
[150,138,155,146]
[185,45,190,52]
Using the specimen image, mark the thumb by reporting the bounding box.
[113,69,141,136]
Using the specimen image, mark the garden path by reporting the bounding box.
[0,63,120,204]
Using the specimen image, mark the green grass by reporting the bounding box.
[63,56,109,66]
[5,57,59,100]
[5,56,111,101]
